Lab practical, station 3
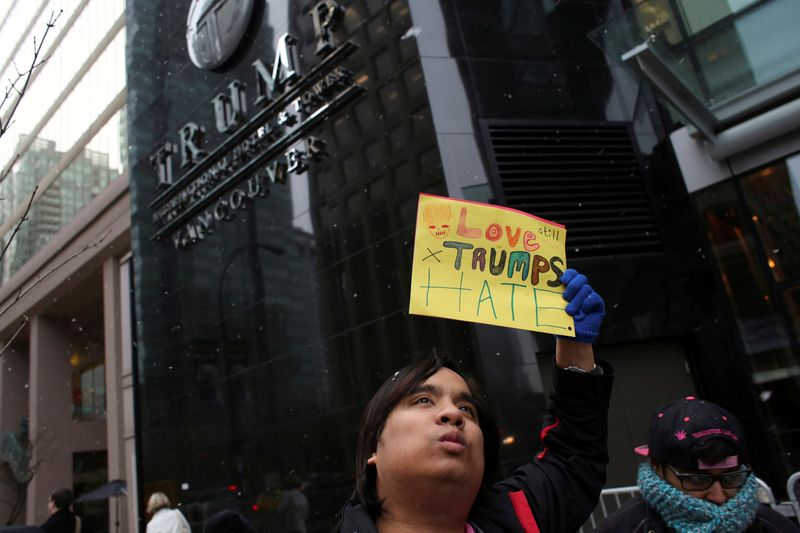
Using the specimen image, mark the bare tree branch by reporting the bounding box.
[0,419,57,524]
[0,153,19,186]
[0,10,62,141]
[0,10,62,192]
[0,185,36,265]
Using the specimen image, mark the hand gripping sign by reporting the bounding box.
[409,193,574,336]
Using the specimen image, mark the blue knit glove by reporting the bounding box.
[561,268,605,343]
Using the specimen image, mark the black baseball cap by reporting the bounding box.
[634,396,746,471]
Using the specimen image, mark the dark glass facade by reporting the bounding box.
[127,0,798,531]
[128,2,481,530]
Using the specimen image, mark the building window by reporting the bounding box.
[72,360,106,420]
[73,450,109,533]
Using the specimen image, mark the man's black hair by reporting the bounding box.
[50,488,74,510]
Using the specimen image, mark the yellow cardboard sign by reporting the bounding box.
[409,193,574,336]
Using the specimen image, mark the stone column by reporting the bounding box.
[118,257,139,533]
[103,256,129,533]
[26,315,74,525]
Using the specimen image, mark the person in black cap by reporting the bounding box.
[595,396,799,532]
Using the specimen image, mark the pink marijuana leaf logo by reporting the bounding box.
[675,430,687,440]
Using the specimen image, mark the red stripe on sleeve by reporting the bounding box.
[507,490,541,533]
[539,417,560,442]
[535,417,560,460]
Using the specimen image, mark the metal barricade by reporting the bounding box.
[756,476,778,506]
[787,471,800,522]
[759,473,800,521]
[578,485,640,532]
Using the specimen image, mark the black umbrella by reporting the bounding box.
[76,479,127,502]
[76,479,127,533]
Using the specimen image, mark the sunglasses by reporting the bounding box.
[665,463,752,491]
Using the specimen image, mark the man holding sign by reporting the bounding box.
[337,195,612,533]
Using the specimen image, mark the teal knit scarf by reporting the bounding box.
[638,463,759,533]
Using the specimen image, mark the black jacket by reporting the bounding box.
[40,509,77,533]
[339,361,614,532]
[593,494,800,533]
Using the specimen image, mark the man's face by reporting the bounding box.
[657,463,742,505]
[47,498,56,515]
[368,368,485,496]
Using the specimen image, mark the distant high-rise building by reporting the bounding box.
[6,134,117,273]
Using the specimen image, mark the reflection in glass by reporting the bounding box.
[697,182,790,363]
[741,160,800,283]
[592,0,800,111]
[0,106,127,280]
[674,0,758,35]
[695,179,800,474]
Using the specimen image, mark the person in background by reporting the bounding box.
[276,473,309,533]
[145,492,191,533]
[595,397,800,532]
[337,269,614,532]
[41,488,80,533]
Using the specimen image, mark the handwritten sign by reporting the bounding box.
[409,193,574,336]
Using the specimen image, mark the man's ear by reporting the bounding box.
[367,452,377,466]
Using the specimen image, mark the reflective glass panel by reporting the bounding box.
[0,105,127,280]
[741,161,800,283]
[591,0,800,113]
[695,178,800,475]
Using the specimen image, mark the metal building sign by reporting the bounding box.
[149,0,358,249]
[186,0,256,70]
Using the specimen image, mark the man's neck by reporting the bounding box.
[375,484,473,533]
